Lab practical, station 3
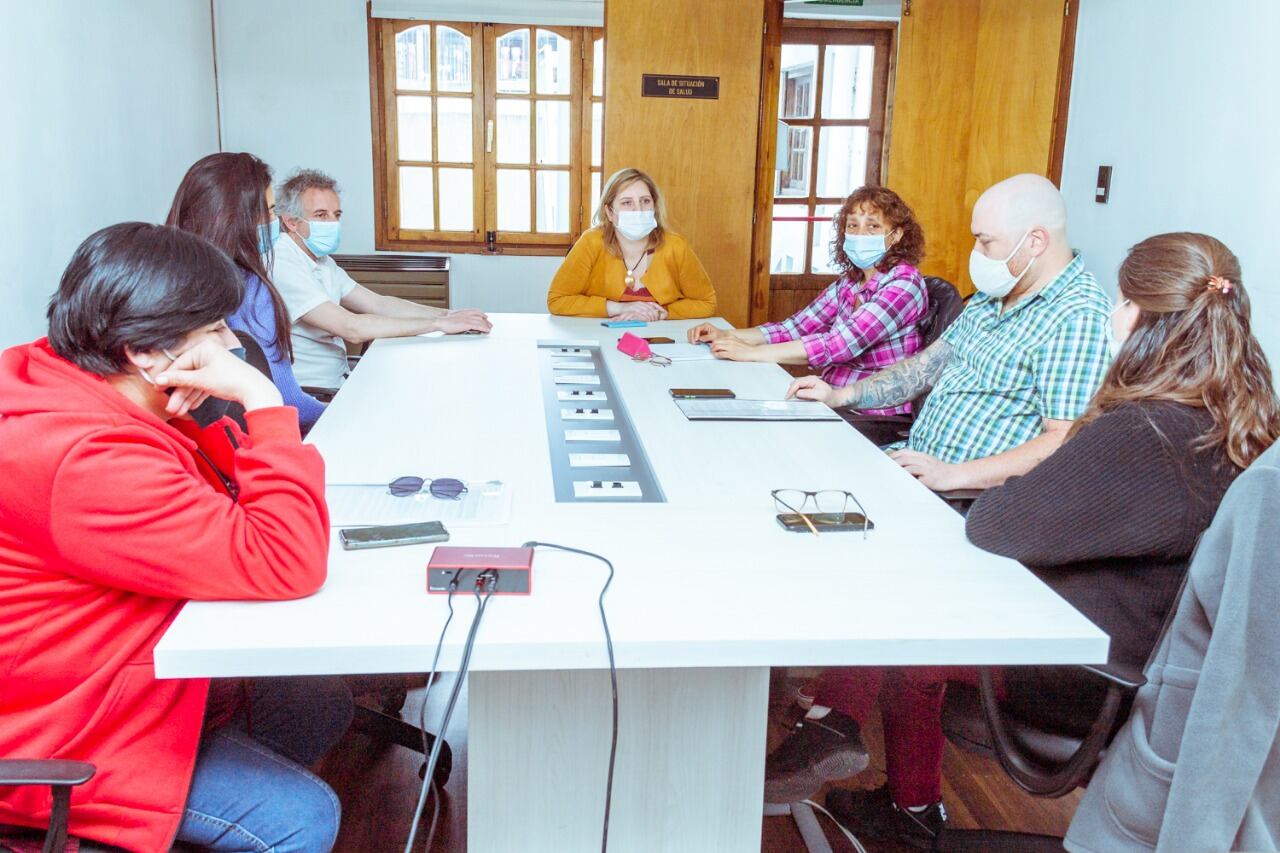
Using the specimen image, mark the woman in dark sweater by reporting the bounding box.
[765,233,1280,847]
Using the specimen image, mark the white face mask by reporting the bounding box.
[614,210,657,242]
[969,230,1035,298]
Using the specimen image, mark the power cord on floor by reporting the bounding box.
[522,541,617,853]
[404,570,496,852]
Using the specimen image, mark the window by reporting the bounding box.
[768,26,891,284]
[370,20,604,253]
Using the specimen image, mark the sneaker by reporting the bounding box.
[764,709,870,803]
[824,785,948,850]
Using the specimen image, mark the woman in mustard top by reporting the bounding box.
[547,167,717,321]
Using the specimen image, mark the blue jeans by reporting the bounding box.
[175,677,354,852]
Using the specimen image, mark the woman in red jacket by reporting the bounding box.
[0,223,349,852]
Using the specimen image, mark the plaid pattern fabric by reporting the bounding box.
[760,264,928,415]
[907,254,1112,463]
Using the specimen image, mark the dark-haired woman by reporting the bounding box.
[0,223,346,852]
[765,232,1280,849]
[688,186,928,414]
[167,152,327,431]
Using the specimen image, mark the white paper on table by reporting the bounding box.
[564,429,621,442]
[554,374,601,385]
[674,398,841,421]
[569,453,631,468]
[325,481,511,527]
[561,407,614,421]
[649,343,716,362]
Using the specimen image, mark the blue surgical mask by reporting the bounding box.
[843,234,888,269]
[304,220,342,257]
[257,218,281,255]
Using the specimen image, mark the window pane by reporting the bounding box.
[400,166,435,230]
[771,204,808,274]
[497,169,531,231]
[818,126,869,198]
[536,170,570,232]
[536,30,572,95]
[777,126,811,198]
[593,38,604,98]
[395,26,430,91]
[591,171,602,216]
[591,102,602,168]
[496,99,531,164]
[437,97,472,163]
[496,28,530,94]
[821,45,874,120]
[436,26,471,92]
[778,45,817,119]
[535,101,570,165]
[810,204,843,274]
[439,168,473,231]
[397,96,432,161]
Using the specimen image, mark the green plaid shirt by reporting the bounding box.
[908,254,1112,463]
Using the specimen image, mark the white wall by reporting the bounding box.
[1061,0,1280,362]
[0,2,220,349]
[214,0,559,313]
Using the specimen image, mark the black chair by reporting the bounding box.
[840,275,965,447]
[0,760,96,853]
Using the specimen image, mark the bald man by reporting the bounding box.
[787,174,1112,492]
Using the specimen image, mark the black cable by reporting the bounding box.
[522,541,617,853]
[404,569,489,852]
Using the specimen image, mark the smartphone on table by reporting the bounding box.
[642,336,675,344]
[339,521,450,550]
[668,388,736,399]
[776,513,875,534]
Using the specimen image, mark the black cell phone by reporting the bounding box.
[339,520,450,550]
[668,388,736,399]
[776,513,875,533]
[642,336,675,344]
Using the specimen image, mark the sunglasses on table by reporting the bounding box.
[387,476,469,500]
[772,489,873,538]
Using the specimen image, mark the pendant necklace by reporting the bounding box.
[624,249,652,288]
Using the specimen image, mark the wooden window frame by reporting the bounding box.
[368,17,602,255]
[770,23,893,294]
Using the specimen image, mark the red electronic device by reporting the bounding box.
[427,546,533,595]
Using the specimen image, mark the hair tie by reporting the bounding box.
[1206,275,1234,296]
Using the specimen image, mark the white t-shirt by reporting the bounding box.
[270,234,359,389]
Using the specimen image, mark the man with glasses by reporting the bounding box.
[772,174,1112,846]
[789,173,1112,493]
[270,168,492,392]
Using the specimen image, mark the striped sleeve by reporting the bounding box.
[800,272,927,367]
[760,281,842,343]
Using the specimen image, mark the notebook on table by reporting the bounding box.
[674,398,841,421]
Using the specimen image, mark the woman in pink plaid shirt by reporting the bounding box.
[688,187,928,415]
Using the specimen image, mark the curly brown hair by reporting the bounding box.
[1069,232,1280,469]
[829,186,925,282]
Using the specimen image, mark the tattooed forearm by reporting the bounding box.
[842,340,953,409]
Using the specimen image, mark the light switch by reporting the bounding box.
[1095,165,1112,204]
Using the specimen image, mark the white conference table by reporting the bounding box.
[156,313,1107,852]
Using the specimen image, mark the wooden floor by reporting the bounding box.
[317,673,1079,852]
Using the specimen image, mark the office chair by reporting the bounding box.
[840,276,965,448]
[0,760,96,853]
[229,332,453,787]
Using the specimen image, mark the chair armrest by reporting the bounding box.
[0,759,95,787]
[978,666,1136,798]
[301,386,339,404]
[1081,661,1147,691]
[935,488,985,502]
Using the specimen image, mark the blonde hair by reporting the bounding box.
[593,167,668,257]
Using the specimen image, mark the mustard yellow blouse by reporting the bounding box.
[546,227,717,319]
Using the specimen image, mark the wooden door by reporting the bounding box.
[887,0,1078,295]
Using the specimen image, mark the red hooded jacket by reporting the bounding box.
[0,339,329,852]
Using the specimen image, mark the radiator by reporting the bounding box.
[332,254,451,309]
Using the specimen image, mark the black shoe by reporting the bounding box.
[764,710,870,803]
[825,785,948,850]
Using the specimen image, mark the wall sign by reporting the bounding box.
[641,74,720,100]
